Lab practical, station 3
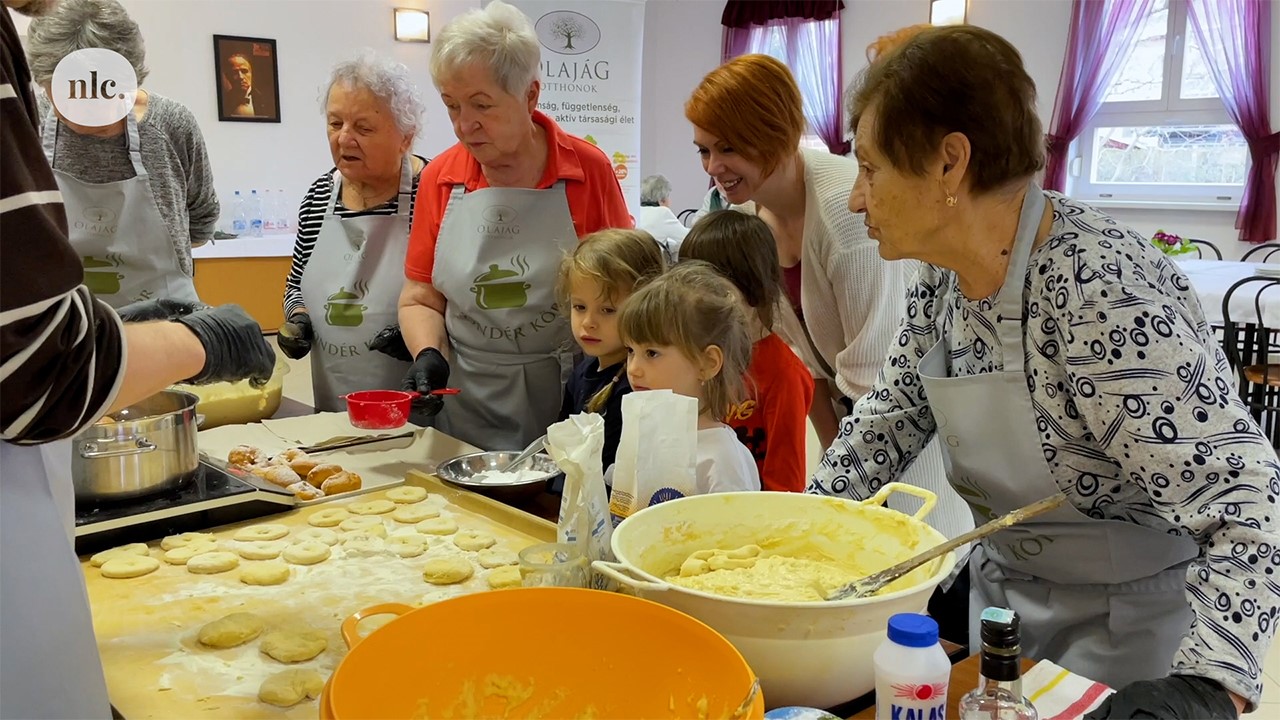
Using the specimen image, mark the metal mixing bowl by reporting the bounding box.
[434,450,560,501]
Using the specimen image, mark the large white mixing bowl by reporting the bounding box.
[593,483,956,709]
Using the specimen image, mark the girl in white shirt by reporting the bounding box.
[618,261,760,494]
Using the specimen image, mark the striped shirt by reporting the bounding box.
[283,160,425,319]
[1,8,124,444]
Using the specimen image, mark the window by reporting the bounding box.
[750,24,829,151]
[1071,0,1248,205]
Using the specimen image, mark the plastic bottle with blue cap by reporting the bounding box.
[874,612,950,720]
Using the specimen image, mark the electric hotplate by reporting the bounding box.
[74,459,295,555]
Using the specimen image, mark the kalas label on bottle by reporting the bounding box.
[887,681,947,720]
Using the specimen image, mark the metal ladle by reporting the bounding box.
[826,492,1068,601]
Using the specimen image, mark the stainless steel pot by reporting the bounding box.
[73,389,200,501]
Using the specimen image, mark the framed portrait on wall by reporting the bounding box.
[213,35,280,123]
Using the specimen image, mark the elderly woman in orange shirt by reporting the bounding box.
[395,0,631,451]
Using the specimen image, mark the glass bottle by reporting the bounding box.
[958,607,1038,720]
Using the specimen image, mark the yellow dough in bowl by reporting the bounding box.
[666,545,869,602]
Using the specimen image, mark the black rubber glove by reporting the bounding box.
[175,305,276,388]
[1085,675,1238,720]
[116,298,206,323]
[276,313,313,360]
[367,324,414,362]
[402,347,449,417]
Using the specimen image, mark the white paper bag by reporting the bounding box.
[608,390,699,527]
[546,413,613,588]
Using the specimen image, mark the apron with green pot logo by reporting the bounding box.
[916,184,1199,687]
[299,158,415,412]
[42,112,200,309]
[431,181,577,451]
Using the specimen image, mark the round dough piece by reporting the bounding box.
[477,549,519,569]
[386,534,428,558]
[258,668,324,707]
[233,523,290,542]
[320,470,362,496]
[100,555,160,579]
[305,463,344,489]
[415,516,458,536]
[294,527,340,546]
[421,556,474,585]
[339,516,386,534]
[453,530,496,552]
[160,532,216,551]
[283,541,331,566]
[241,562,291,586]
[162,540,219,565]
[187,551,240,575]
[349,499,395,516]
[307,508,350,528]
[384,486,429,504]
[236,540,287,561]
[391,504,439,524]
[342,533,386,556]
[89,542,150,568]
[197,612,264,648]
[486,565,523,590]
[260,628,327,663]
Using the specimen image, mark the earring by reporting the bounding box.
[945,193,958,207]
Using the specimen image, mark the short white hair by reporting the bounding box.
[641,175,673,205]
[429,0,540,97]
[323,50,425,137]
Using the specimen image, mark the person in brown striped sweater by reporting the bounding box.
[1,2,274,715]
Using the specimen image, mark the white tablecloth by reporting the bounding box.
[1176,258,1280,327]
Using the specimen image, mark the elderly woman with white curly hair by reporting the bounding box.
[394,0,631,450]
[276,50,429,411]
[26,0,217,308]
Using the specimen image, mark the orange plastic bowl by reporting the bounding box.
[326,588,764,719]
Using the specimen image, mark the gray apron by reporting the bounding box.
[917,183,1199,687]
[300,159,415,412]
[42,112,200,309]
[431,181,577,450]
[0,442,112,719]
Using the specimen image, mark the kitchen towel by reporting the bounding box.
[1024,660,1113,720]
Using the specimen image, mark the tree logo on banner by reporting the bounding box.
[534,10,600,56]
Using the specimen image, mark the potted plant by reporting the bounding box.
[1151,229,1195,256]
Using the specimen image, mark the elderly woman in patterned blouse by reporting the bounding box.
[811,25,1278,719]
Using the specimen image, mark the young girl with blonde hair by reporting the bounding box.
[619,261,760,494]
[556,229,666,472]
[682,210,814,492]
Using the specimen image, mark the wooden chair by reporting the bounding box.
[1220,275,1280,447]
[1187,239,1223,259]
[677,208,698,227]
[1242,243,1280,263]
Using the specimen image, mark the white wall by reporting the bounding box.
[13,0,1278,251]
[17,0,481,228]
[642,0,1280,257]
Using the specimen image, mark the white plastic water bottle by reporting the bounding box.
[275,189,291,231]
[248,189,264,237]
[231,190,248,235]
[262,189,276,231]
[874,613,950,720]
